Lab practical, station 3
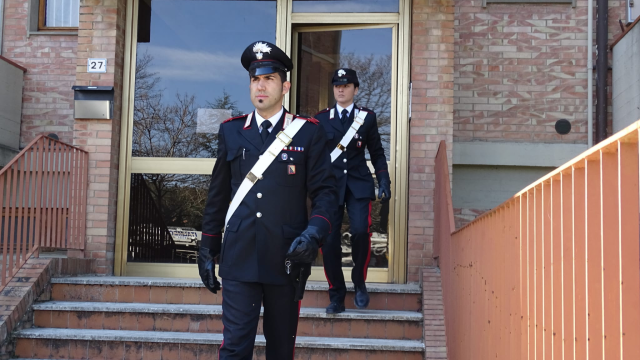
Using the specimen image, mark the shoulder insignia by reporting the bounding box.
[358,106,373,113]
[294,115,320,125]
[315,108,331,116]
[222,114,248,124]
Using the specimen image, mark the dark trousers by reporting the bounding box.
[321,187,372,304]
[219,279,300,360]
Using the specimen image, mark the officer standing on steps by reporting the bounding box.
[197,41,337,359]
[315,68,391,314]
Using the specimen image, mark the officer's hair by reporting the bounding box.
[249,70,288,84]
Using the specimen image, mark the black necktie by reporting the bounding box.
[261,120,272,143]
[341,109,349,126]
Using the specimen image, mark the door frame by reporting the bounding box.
[114,0,411,284]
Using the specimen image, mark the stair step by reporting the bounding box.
[33,301,422,321]
[15,328,425,359]
[33,302,425,340]
[51,277,421,293]
[51,278,423,311]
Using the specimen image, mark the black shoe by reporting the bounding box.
[326,301,345,314]
[354,284,370,309]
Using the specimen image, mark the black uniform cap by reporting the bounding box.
[331,68,359,87]
[241,41,293,77]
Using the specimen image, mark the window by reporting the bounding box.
[39,0,79,30]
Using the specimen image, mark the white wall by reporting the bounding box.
[613,23,640,133]
[452,165,555,210]
[0,58,24,152]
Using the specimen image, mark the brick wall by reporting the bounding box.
[409,0,455,282]
[453,0,627,144]
[1,0,77,147]
[72,0,127,274]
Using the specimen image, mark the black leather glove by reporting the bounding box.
[378,176,391,202]
[286,226,321,264]
[197,246,221,294]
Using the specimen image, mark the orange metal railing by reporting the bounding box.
[0,135,88,288]
[435,121,640,360]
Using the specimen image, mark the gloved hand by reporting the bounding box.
[197,246,221,294]
[378,176,391,202]
[286,226,321,264]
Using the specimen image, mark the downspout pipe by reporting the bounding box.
[587,0,593,147]
[595,0,608,143]
[0,0,4,56]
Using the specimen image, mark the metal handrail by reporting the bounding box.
[0,135,88,288]
[435,120,640,359]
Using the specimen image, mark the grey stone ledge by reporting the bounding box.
[51,278,422,294]
[33,301,422,321]
[15,328,425,352]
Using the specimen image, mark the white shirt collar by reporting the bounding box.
[255,107,284,133]
[336,103,354,117]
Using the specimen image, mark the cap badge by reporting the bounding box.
[338,69,346,77]
[253,42,272,60]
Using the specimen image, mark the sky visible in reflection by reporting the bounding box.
[137,0,393,114]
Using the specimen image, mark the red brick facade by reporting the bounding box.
[408,0,456,281]
[0,0,630,280]
[453,0,626,144]
[71,0,128,274]
[2,0,77,147]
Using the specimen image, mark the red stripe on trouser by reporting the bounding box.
[319,248,334,289]
[363,201,372,282]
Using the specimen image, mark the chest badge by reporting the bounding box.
[357,141,362,148]
[288,165,296,175]
[281,153,288,161]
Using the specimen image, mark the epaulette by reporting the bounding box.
[315,108,331,116]
[358,106,373,113]
[222,114,248,124]
[294,115,320,125]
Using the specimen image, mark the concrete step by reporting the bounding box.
[32,301,425,340]
[14,328,425,359]
[51,278,423,312]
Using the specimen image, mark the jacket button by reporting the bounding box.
[343,159,347,163]
[257,193,262,198]
[257,212,262,218]
[344,170,347,174]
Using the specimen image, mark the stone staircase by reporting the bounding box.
[12,277,430,359]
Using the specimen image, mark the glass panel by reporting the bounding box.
[293,0,399,12]
[45,0,80,27]
[297,28,393,269]
[128,173,210,264]
[133,0,276,158]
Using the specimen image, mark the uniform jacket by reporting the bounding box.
[314,104,389,205]
[200,109,337,285]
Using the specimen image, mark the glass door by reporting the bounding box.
[116,0,411,283]
[291,25,397,283]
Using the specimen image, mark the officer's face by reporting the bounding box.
[250,73,291,114]
[333,83,358,107]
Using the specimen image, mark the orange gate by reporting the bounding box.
[0,135,88,288]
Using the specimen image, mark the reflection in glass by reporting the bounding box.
[296,28,392,160]
[293,0,399,12]
[296,28,393,269]
[133,0,276,158]
[128,173,210,264]
[313,176,389,268]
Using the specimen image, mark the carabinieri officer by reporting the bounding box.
[197,41,337,359]
[314,68,391,314]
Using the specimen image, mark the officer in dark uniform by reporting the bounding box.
[197,41,337,359]
[314,68,391,314]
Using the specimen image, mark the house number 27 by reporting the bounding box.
[87,58,107,73]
